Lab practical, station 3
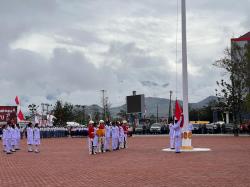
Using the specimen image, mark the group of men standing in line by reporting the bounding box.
[2,120,41,154]
[88,120,129,154]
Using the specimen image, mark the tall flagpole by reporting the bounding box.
[181,0,192,149]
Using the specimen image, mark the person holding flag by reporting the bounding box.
[174,100,183,153]
[169,120,175,149]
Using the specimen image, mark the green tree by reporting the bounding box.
[53,100,74,126]
[74,105,87,124]
[214,43,250,134]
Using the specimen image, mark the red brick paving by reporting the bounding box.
[0,136,250,187]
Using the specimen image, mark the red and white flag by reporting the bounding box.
[175,100,184,128]
[18,110,25,121]
[15,96,20,105]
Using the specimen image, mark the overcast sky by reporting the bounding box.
[0,0,249,109]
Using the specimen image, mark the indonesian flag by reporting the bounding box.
[175,100,184,128]
[18,110,25,121]
[15,96,20,105]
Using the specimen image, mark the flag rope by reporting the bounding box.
[175,0,179,100]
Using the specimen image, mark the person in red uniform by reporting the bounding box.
[88,121,95,155]
[122,120,129,148]
[98,120,105,153]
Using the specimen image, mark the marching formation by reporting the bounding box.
[27,123,41,153]
[2,120,21,154]
[88,120,129,155]
[2,121,41,154]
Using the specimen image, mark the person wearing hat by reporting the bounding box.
[173,115,183,153]
[104,121,111,152]
[98,120,105,153]
[88,120,95,155]
[15,124,21,150]
[122,120,129,148]
[10,124,16,152]
[33,123,41,153]
[27,122,34,152]
[115,121,120,150]
[93,122,98,154]
[111,121,118,151]
[5,122,12,154]
[168,120,175,149]
[119,122,125,149]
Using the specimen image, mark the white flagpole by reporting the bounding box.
[181,0,192,149]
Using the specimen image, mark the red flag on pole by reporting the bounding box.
[18,110,25,121]
[15,96,20,105]
[175,100,184,128]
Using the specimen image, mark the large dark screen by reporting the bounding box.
[126,95,144,113]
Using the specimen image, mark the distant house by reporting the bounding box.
[231,31,250,47]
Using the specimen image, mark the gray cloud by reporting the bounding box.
[0,0,249,110]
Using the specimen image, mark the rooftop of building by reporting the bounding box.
[231,31,250,42]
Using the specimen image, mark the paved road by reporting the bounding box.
[0,136,250,187]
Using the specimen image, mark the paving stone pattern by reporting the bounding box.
[0,136,250,187]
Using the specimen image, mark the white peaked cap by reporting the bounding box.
[89,120,94,124]
[99,120,104,123]
[122,120,127,124]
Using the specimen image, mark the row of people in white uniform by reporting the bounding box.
[26,123,41,153]
[2,123,21,154]
[88,120,128,155]
[2,122,41,154]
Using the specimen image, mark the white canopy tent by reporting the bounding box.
[66,122,81,127]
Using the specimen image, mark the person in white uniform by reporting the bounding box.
[115,122,120,150]
[169,120,175,149]
[33,123,41,153]
[5,123,12,154]
[26,123,34,152]
[15,124,21,150]
[173,116,183,153]
[119,123,125,149]
[2,124,7,152]
[93,123,98,154]
[111,122,118,151]
[104,121,111,152]
[10,124,16,152]
[122,120,129,148]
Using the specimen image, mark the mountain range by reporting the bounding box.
[85,96,218,118]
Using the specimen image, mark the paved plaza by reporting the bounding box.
[0,136,250,187]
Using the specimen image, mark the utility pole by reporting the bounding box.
[156,104,159,123]
[101,90,106,120]
[168,90,173,122]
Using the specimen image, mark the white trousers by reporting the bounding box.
[174,135,182,152]
[104,137,110,150]
[112,137,118,150]
[170,136,175,149]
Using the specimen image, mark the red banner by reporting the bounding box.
[0,106,17,123]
